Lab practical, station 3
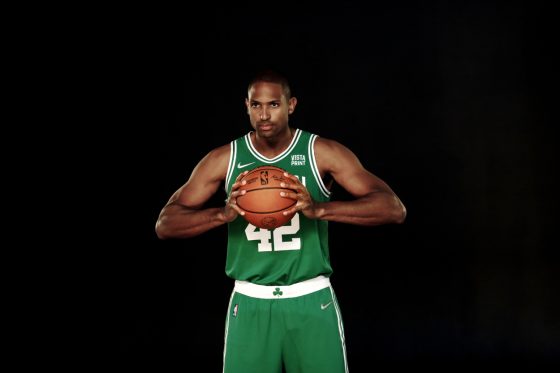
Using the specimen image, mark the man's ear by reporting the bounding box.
[288,97,297,114]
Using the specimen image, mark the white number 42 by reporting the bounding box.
[244,213,301,252]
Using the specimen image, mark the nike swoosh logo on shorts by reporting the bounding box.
[237,161,255,169]
[321,301,333,310]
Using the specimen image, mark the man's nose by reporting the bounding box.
[260,107,270,120]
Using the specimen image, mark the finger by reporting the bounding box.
[231,178,247,191]
[235,170,249,182]
[282,206,298,216]
[224,198,245,216]
[283,172,302,185]
[280,182,304,194]
[230,189,247,198]
[280,190,298,200]
[229,203,245,216]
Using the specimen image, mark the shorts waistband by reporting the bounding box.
[234,276,330,299]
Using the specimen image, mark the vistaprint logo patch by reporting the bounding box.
[291,154,306,166]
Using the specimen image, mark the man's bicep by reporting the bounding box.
[174,178,221,208]
[174,147,230,208]
[325,141,392,197]
[333,164,391,198]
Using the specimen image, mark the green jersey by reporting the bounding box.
[224,129,333,285]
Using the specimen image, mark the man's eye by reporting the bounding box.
[271,103,279,108]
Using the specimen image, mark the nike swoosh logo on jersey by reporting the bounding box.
[237,161,255,169]
[321,301,333,310]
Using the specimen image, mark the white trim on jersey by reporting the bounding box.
[222,290,236,373]
[244,128,302,163]
[309,134,332,198]
[329,286,349,373]
[225,140,237,193]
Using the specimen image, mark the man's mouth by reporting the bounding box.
[258,123,273,130]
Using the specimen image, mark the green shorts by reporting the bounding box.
[223,276,348,373]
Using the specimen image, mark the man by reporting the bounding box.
[155,69,406,373]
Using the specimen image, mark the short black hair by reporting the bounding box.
[247,69,291,99]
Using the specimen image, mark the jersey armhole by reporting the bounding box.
[309,135,331,199]
[224,140,236,193]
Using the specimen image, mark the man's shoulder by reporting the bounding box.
[312,135,338,148]
[206,142,232,160]
[211,132,250,153]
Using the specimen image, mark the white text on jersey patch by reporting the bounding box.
[291,154,306,166]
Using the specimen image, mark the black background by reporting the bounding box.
[93,2,557,371]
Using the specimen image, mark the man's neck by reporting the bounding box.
[252,127,294,158]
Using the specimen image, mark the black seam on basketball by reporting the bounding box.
[239,203,297,214]
[237,188,297,213]
[241,187,294,192]
[245,166,286,171]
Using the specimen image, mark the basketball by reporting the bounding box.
[236,165,297,229]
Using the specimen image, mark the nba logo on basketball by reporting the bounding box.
[260,171,269,185]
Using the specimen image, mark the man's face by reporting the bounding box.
[245,82,296,138]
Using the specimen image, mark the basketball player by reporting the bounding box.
[155,69,407,373]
